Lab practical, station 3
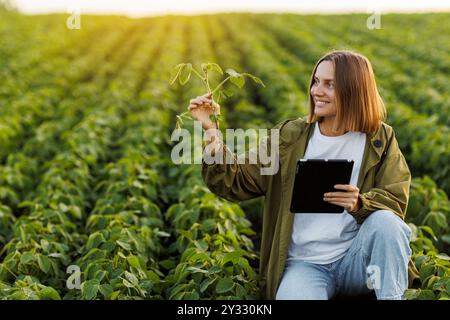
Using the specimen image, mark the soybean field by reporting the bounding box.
[0,10,449,300]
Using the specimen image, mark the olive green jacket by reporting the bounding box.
[202,117,419,299]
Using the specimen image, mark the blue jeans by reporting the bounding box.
[276,210,412,300]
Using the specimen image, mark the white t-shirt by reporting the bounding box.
[287,122,367,264]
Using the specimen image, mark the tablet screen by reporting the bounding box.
[290,159,354,213]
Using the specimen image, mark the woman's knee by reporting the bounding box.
[276,281,329,300]
[275,261,333,300]
[362,210,411,240]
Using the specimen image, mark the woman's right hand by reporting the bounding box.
[188,93,220,130]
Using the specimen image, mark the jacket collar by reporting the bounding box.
[281,117,389,189]
[358,121,389,188]
[366,122,388,158]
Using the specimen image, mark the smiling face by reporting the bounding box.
[308,50,387,134]
[310,60,336,118]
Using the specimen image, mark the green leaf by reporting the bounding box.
[168,283,189,300]
[100,241,116,252]
[200,277,216,293]
[110,290,120,300]
[417,289,436,300]
[425,275,440,289]
[202,63,223,75]
[127,255,140,269]
[184,290,200,300]
[201,219,216,232]
[40,239,50,252]
[159,259,176,270]
[122,279,134,288]
[124,271,139,286]
[81,279,100,300]
[242,73,266,87]
[223,250,244,265]
[435,253,450,261]
[404,289,419,300]
[99,284,113,299]
[441,234,450,245]
[222,87,234,98]
[146,270,160,282]
[189,252,210,262]
[9,291,28,299]
[420,226,438,241]
[37,254,51,274]
[225,69,240,77]
[420,264,435,281]
[215,277,234,294]
[180,247,197,262]
[39,287,61,300]
[186,266,208,274]
[225,69,245,88]
[86,232,105,251]
[230,75,245,88]
[94,270,107,282]
[207,265,222,275]
[414,254,429,269]
[194,240,209,251]
[116,240,131,251]
[69,205,82,220]
[157,230,171,238]
[20,252,35,265]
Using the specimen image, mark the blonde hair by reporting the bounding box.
[307,50,387,134]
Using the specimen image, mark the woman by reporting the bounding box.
[187,50,416,300]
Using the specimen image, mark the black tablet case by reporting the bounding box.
[290,159,354,213]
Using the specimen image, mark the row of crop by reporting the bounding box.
[0,111,120,298]
[202,16,270,251]
[0,25,137,214]
[64,19,174,300]
[0,26,137,251]
[0,15,131,162]
[0,19,167,299]
[218,15,309,124]
[0,21,151,255]
[203,17,273,131]
[345,14,449,74]
[0,17,181,300]
[150,17,261,299]
[2,13,447,300]
[0,14,133,102]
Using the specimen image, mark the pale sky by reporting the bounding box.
[13,0,450,17]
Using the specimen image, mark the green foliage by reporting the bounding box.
[408,176,450,249]
[0,11,448,301]
[170,62,265,129]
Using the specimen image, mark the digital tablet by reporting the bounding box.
[290,159,354,214]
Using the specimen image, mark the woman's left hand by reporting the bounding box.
[323,184,362,213]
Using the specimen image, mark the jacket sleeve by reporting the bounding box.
[201,122,283,203]
[350,129,412,224]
